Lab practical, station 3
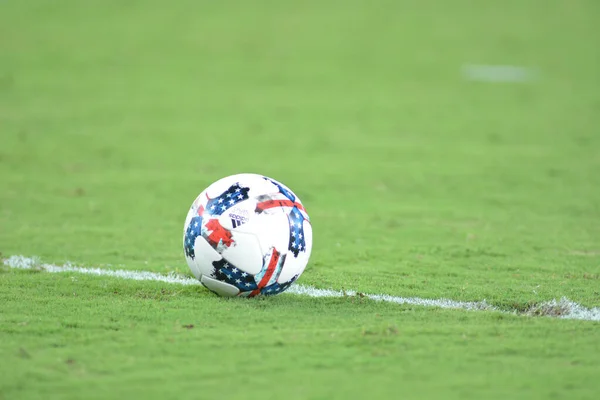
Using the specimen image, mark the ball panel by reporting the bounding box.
[213,248,297,297]
[279,220,313,283]
[233,211,290,260]
[218,198,257,231]
[219,230,264,275]
[192,236,223,278]
[262,176,300,203]
[287,206,309,258]
[201,275,240,297]
[183,207,199,276]
[204,174,248,199]
[205,173,272,199]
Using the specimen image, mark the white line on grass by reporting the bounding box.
[5,255,200,286]
[461,64,538,83]
[4,255,599,322]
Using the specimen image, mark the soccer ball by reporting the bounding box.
[183,173,312,297]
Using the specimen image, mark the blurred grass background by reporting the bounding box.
[1,1,600,400]
[1,0,599,302]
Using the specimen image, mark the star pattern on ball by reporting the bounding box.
[184,215,203,259]
[261,275,298,296]
[211,250,299,297]
[263,176,296,201]
[213,259,258,291]
[287,206,306,257]
[205,183,250,216]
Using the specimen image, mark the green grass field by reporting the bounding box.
[1,0,599,399]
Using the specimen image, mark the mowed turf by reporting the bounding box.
[1,0,599,399]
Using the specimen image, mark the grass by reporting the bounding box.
[1,0,599,399]
[2,272,599,400]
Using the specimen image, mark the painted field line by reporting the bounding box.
[461,64,538,83]
[4,255,599,322]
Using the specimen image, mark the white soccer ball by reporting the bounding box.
[183,173,313,297]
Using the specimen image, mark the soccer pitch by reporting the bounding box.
[1,0,599,399]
